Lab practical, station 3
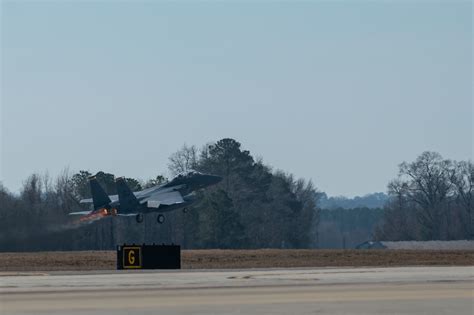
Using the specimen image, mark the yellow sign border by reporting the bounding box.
[123,246,142,269]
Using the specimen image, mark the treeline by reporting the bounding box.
[1,143,471,252]
[376,151,473,241]
[318,192,388,210]
[317,151,472,245]
[0,138,320,251]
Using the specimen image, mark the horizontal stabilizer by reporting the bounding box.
[68,211,93,216]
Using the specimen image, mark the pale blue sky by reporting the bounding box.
[1,1,472,196]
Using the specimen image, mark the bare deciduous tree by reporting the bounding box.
[168,144,198,176]
[450,161,474,238]
[397,151,454,239]
[379,152,472,241]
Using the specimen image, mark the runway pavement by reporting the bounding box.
[1,266,473,314]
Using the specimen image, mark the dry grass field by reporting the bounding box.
[0,249,472,271]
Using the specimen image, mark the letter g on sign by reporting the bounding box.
[122,246,141,268]
[128,250,135,265]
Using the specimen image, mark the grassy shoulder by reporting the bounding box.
[0,249,472,272]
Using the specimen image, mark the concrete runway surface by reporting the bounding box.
[1,266,473,315]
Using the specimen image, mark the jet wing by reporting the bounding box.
[142,190,184,208]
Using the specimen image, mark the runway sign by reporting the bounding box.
[122,246,142,269]
[117,244,181,269]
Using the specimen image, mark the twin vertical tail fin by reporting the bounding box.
[87,175,140,214]
[115,177,140,213]
[89,176,112,210]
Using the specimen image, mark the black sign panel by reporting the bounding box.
[117,244,181,270]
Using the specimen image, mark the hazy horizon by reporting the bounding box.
[1,1,472,197]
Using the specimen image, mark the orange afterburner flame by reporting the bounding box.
[75,208,117,224]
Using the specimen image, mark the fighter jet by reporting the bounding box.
[69,171,222,224]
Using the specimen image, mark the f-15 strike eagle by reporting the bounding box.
[69,171,222,224]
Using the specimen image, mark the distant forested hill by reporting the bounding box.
[318,207,385,249]
[316,193,387,248]
[318,192,388,209]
